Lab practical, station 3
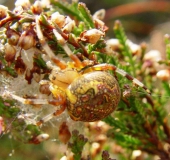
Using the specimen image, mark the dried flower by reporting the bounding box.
[15,56,26,74]
[60,156,67,160]
[93,9,108,31]
[30,133,49,144]
[62,19,75,33]
[31,1,43,15]
[94,18,108,32]
[143,50,163,74]
[39,82,51,95]
[4,43,16,63]
[156,69,170,81]
[6,28,20,46]
[0,5,8,19]
[18,29,36,50]
[80,29,104,44]
[91,142,101,158]
[59,122,71,143]
[132,150,142,159]
[51,12,66,28]
[144,50,162,63]
[105,39,120,55]
[40,0,50,8]
[15,0,31,9]
[93,9,105,20]
[126,40,142,56]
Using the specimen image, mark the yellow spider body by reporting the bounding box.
[66,71,120,121]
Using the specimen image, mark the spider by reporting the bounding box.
[5,16,150,126]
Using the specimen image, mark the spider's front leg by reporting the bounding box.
[81,63,151,94]
[4,85,67,126]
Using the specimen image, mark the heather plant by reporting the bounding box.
[0,0,169,160]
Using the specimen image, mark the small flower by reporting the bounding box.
[144,50,162,62]
[126,40,142,56]
[15,0,31,9]
[0,5,8,20]
[60,156,67,160]
[156,69,170,81]
[31,1,43,15]
[105,39,120,55]
[6,28,20,46]
[143,50,163,74]
[94,18,108,32]
[18,29,36,50]
[93,9,108,32]
[30,133,49,144]
[39,83,51,95]
[80,29,104,44]
[51,12,66,28]
[91,142,101,157]
[58,122,71,143]
[40,0,50,8]
[93,9,105,20]
[62,18,75,33]
[4,43,16,63]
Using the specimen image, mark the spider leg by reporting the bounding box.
[8,92,65,106]
[81,63,151,94]
[35,16,67,69]
[36,104,66,126]
[5,91,66,126]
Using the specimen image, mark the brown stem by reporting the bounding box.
[163,118,170,144]
[0,16,21,27]
[143,121,170,159]
[145,94,154,107]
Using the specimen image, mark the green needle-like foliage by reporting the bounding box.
[113,20,135,75]
[78,3,95,29]
[50,0,82,20]
[68,130,88,160]
[164,34,170,60]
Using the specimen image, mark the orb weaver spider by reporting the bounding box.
[5,16,150,126]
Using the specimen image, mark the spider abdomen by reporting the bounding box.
[66,71,121,121]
